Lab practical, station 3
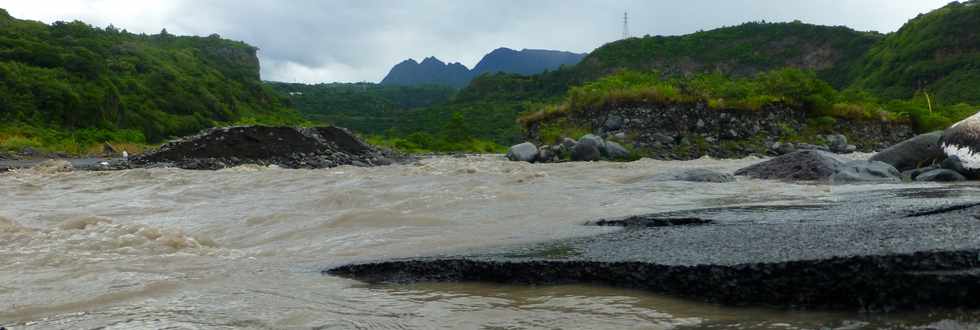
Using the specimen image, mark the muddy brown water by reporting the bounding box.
[2,155,979,329]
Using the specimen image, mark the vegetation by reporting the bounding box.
[583,21,883,87]
[851,0,980,104]
[519,69,978,133]
[0,9,303,155]
[266,82,456,134]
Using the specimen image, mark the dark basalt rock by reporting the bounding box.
[131,126,397,170]
[326,187,980,310]
[734,150,844,181]
[870,131,945,171]
[915,169,968,182]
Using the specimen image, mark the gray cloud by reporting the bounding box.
[0,0,951,83]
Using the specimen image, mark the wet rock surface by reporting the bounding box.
[870,131,945,171]
[130,126,398,170]
[640,168,736,183]
[326,186,980,310]
[830,160,902,184]
[734,150,844,181]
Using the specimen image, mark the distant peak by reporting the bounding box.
[420,56,445,64]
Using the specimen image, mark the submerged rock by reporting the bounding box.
[132,126,395,170]
[870,131,945,171]
[643,168,736,183]
[506,142,539,163]
[734,150,845,181]
[831,160,901,184]
[915,169,967,182]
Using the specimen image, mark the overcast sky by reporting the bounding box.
[0,0,952,83]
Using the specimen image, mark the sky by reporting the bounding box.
[0,0,953,83]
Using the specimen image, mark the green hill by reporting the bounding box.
[0,9,302,154]
[266,82,456,135]
[851,0,980,104]
[581,21,882,88]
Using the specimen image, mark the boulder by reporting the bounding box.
[603,115,625,131]
[915,169,967,182]
[560,138,577,150]
[506,142,539,163]
[869,131,944,171]
[734,150,845,181]
[132,126,394,170]
[940,112,980,178]
[537,145,557,163]
[824,134,849,153]
[942,155,968,175]
[901,165,939,181]
[571,142,601,162]
[605,141,631,159]
[770,142,797,155]
[830,160,902,184]
[795,143,830,152]
[644,168,736,183]
[579,134,607,155]
[651,133,675,145]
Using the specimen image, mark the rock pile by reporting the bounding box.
[733,112,980,184]
[131,126,398,170]
[506,134,631,163]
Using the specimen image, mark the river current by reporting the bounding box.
[2,155,979,329]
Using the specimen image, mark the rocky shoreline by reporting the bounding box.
[522,103,915,161]
[0,126,404,172]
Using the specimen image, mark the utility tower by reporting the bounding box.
[622,11,630,40]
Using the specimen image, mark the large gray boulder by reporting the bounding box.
[571,142,601,162]
[644,168,736,183]
[915,169,967,182]
[830,160,902,184]
[824,134,849,154]
[506,142,538,163]
[579,134,607,155]
[869,131,944,171]
[734,150,845,181]
[941,112,980,178]
[605,141,631,159]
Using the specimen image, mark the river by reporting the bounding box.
[2,155,979,329]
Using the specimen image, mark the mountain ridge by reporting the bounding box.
[379,47,587,88]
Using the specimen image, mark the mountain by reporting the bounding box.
[0,9,301,152]
[851,0,980,104]
[379,57,472,88]
[471,48,587,76]
[379,48,587,88]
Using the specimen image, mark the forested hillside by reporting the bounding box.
[851,0,980,104]
[267,82,456,134]
[0,9,302,154]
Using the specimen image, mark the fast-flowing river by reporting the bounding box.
[2,155,979,329]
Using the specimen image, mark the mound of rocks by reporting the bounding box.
[132,126,397,170]
[734,150,845,181]
[506,134,632,163]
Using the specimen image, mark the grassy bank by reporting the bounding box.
[519,69,978,133]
